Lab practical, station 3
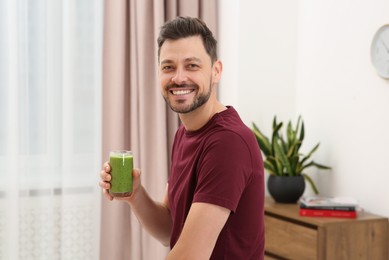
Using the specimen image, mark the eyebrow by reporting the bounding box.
[184,57,202,63]
[160,57,202,65]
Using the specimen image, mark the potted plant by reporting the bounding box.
[252,116,331,203]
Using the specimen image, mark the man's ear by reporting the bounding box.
[212,60,223,84]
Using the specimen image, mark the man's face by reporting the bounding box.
[159,36,220,114]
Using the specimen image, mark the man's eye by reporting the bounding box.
[162,66,173,71]
[188,64,199,69]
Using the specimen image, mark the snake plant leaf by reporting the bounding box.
[274,140,294,176]
[311,162,332,170]
[253,129,271,156]
[280,135,288,154]
[271,122,283,140]
[295,116,304,141]
[299,121,305,141]
[252,121,261,133]
[300,160,331,172]
[297,117,304,150]
[264,160,277,175]
[307,142,319,157]
[287,121,294,147]
[271,122,283,154]
[289,154,299,173]
[296,161,303,175]
[252,123,272,156]
[274,156,284,176]
[300,143,320,166]
[267,156,282,176]
[300,161,315,172]
[302,173,319,194]
[252,122,266,138]
[287,140,302,157]
[272,116,278,130]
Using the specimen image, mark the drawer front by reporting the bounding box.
[324,220,389,260]
[265,215,318,260]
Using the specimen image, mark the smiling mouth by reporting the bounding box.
[170,89,194,95]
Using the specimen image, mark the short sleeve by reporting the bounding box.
[193,130,253,212]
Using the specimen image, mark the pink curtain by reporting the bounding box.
[101,0,218,259]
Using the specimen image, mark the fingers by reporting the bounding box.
[99,180,110,189]
[100,161,111,181]
[99,180,113,201]
[100,161,113,201]
[100,169,111,181]
[132,168,141,188]
[103,188,114,201]
[133,168,141,178]
[103,161,110,173]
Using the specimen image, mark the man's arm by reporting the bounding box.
[166,202,230,260]
[127,184,172,246]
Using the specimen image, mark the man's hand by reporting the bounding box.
[99,161,142,202]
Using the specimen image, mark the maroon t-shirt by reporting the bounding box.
[168,106,265,259]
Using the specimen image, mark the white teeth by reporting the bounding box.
[172,89,192,95]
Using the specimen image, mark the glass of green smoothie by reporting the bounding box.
[109,150,133,197]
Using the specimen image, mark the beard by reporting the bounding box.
[163,81,212,114]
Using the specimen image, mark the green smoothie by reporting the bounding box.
[109,151,133,197]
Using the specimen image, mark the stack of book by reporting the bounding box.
[298,195,359,219]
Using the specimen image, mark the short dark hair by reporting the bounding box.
[157,16,218,63]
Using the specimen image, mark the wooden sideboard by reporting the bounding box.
[264,197,389,260]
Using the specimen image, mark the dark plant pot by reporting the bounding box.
[267,175,305,203]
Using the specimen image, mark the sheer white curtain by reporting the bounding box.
[0,0,103,259]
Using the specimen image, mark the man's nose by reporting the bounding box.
[171,67,188,85]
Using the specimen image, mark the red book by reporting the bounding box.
[299,208,357,219]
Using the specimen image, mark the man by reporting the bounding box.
[99,16,265,259]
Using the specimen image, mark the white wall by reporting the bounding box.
[219,0,389,217]
[219,0,299,128]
